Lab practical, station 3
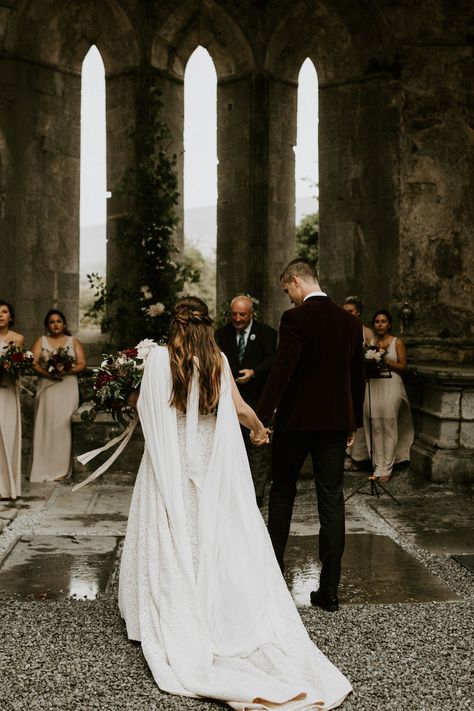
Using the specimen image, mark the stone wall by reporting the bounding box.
[0,1,473,480]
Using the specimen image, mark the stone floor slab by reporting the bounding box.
[285,533,459,607]
[285,489,380,536]
[451,554,474,573]
[39,485,132,534]
[0,535,121,600]
[369,491,474,554]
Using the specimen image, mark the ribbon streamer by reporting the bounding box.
[72,412,139,492]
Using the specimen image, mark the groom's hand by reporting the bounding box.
[346,431,356,447]
[236,369,255,384]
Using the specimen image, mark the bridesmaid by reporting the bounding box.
[0,299,24,499]
[364,309,414,483]
[30,309,87,482]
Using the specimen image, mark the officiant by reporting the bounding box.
[215,295,277,506]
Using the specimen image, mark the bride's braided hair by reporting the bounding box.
[168,296,222,414]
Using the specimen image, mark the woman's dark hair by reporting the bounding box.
[344,295,363,314]
[168,296,222,415]
[44,309,72,336]
[371,308,393,332]
[0,300,15,327]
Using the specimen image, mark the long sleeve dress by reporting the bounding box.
[118,346,352,710]
[0,335,22,499]
[30,336,79,482]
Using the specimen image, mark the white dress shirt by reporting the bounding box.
[304,291,327,301]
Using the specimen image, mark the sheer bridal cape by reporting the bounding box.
[118,346,352,710]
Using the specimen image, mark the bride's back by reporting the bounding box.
[168,297,222,415]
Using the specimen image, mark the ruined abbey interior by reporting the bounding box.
[0,0,473,480]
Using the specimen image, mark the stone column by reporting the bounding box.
[318,76,401,320]
[0,58,81,345]
[216,73,296,327]
[106,68,184,294]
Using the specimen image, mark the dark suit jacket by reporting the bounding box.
[215,320,278,410]
[257,296,365,432]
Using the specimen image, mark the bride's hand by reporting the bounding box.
[250,426,270,446]
[127,390,139,408]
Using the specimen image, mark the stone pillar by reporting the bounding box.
[396,45,474,360]
[216,73,296,327]
[106,68,184,293]
[407,366,474,482]
[318,76,401,321]
[0,58,81,345]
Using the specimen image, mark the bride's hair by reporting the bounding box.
[168,296,222,414]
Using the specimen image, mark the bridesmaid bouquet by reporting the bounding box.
[0,343,35,381]
[80,339,158,424]
[42,347,75,377]
[364,345,391,379]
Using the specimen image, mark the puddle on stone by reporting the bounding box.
[285,533,459,607]
[451,554,474,574]
[39,487,132,534]
[0,535,121,600]
[370,493,474,554]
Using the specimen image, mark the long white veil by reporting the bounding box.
[119,345,352,710]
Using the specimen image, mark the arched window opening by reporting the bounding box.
[80,45,107,331]
[294,58,319,267]
[183,46,217,314]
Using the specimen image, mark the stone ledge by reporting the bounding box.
[411,439,474,483]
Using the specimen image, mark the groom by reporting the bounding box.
[257,259,365,611]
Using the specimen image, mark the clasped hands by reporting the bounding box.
[250,426,271,446]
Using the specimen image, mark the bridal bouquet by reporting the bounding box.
[81,339,158,424]
[41,347,75,378]
[364,345,391,379]
[0,343,35,381]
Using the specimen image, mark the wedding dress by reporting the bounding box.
[118,346,352,710]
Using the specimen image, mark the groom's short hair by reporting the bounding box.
[280,259,318,284]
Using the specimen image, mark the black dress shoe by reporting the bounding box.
[310,589,339,612]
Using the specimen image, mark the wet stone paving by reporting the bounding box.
[0,468,472,710]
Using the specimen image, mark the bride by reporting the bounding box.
[118,296,352,710]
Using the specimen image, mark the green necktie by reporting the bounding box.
[238,332,246,364]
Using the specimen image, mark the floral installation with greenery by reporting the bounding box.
[85,85,199,348]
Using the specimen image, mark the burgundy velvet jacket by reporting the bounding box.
[257,296,365,432]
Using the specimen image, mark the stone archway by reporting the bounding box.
[1,0,140,343]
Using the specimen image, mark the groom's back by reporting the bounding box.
[262,296,364,432]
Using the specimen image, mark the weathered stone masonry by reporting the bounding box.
[0,0,473,480]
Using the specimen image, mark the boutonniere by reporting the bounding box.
[249,334,256,341]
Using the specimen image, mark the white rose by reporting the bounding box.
[136,338,158,361]
[140,285,153,300]
[117,356,128,365]
[147,302,165,318]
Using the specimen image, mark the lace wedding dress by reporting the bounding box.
[119,346,352,710]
